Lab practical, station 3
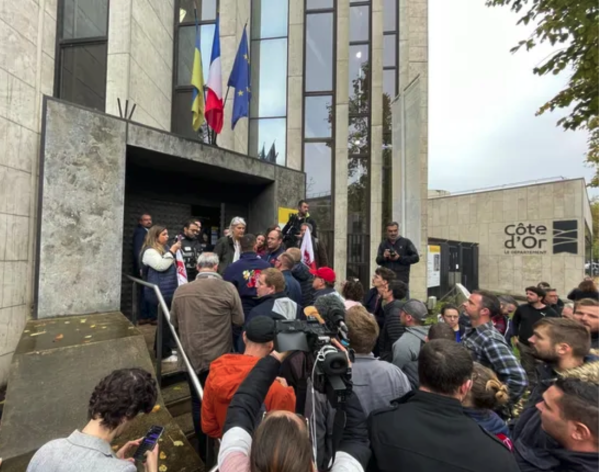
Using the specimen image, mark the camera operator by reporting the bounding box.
[217,354,370,472]
[282,200,319,247]
[28,368,159,472]
[375,222,419,294]
[176,219,203,281]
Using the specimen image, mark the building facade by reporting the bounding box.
[0,0,429,385]
[428,178,594,297]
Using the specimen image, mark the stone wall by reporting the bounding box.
[428,179,590,297]
[0,0,56,385]
[106,0,174,130]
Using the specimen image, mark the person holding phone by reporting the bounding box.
[375,222,420,295]
[27,368,160,472]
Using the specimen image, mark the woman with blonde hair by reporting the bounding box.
[140,225,181,362]
[215,217,246,274]
[462,363,513,450]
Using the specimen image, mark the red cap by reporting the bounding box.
[310,267,336,283]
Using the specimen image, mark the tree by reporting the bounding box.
[486,0,599,187]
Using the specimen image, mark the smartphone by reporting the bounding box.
[132,425,164,462]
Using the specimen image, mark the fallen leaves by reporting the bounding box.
[112,445,120,451]
[90,325,96,329]
[54,334,64,342]
[172,441,184,447]
[80,319,87,324]
[84,335,92,339]
[30,331,46,337]
[151,404,161,413]
[159,465,168,472]
[159,451,167,460]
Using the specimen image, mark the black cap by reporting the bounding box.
[245,316,276,343]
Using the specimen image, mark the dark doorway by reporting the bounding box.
[121,146,269,319]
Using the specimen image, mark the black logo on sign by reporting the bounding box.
[553,220,578,255]
[504,223,548,254]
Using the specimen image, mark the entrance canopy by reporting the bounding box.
[35,98,305,319]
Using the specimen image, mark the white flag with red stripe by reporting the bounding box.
[175,250,188,286]
[300,227,317,271]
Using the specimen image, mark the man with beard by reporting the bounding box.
[526,317,597,406]
[573,298,600,349]
[512,286,559,386]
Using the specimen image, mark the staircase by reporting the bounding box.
[138,324,198,451]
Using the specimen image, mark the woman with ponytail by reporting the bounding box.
[462,363,513,450]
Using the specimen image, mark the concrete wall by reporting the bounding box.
[106,0,174,131]
[0,0,56,385]
[428,179,590,296]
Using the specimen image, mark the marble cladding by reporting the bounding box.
[37,100,127,318]
[428,179,590,296]
[0,1,56,386]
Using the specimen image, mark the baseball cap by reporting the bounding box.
[402,299,429,322]
[310,267,336,283]
[245,316,276,343]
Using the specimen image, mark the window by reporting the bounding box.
[248,0,289,166]
[382,0,399,233]
[172,0,218,139]
[55,0,109,111]
[304,1,335,261]
[347,2,371,285]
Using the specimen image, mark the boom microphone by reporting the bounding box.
[313,295,349,341]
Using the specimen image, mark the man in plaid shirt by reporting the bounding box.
[462,290,528,401]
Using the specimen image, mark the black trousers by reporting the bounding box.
[188,369,211,464]
[153,300,176,359]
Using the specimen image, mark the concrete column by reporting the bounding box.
[397,0,428,300]
[334,0,350,281]
[369,0,383,278]
[286,0,304,171]
[105,0,174,131]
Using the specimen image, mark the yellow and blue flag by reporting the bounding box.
[191,11,205,132]
[227,26,250,130]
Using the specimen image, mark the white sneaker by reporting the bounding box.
[162,354,178,363]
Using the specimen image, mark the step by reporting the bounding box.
[174,411,195,440]
[162,381,191,418]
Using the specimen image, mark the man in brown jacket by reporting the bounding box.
[170,252,244,461]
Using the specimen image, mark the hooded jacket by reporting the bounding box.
[247,291,304,324]
[378,299,406,362]
[512,405,598,472]
[391,325,429,370]
[291,262,315,308]
[463,408,513,450]
[527,352,599,408]
[201,353,296,439]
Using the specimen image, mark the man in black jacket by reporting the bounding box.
[512,378,598,472]
[281,199,319,245]
[369,340,520,472]
[248,268,303,324]
[375,222,419,292]
[177,219,203,281]
[377,279,407,361]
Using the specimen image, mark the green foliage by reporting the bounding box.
[487,0,599,187]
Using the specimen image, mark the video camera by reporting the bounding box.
[274,306,352,407]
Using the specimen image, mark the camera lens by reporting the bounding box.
[321,351,348,376]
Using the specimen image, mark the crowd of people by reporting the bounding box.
[27,206,599,472]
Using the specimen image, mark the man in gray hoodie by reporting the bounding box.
[392,299,430,369]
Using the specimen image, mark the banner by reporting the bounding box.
[175,250,188,286]
[278,206,297,228]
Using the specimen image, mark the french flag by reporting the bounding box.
[205,15,224,134]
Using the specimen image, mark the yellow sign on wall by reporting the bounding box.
[278,207,297,228]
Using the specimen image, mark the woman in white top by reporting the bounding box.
[140,225,181,362]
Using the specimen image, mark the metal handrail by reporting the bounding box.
[126,275,204,402]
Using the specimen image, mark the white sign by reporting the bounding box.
[427,245,441,288]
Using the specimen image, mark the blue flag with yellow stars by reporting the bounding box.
[228,26,250,130]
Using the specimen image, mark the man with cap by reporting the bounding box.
[391,299,430,369]
[512,286,560,387]
[201,316,296,439]
[311,267,344,302]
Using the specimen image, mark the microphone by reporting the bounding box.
[313,295,349,341]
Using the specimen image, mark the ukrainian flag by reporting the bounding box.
[191,12,205,131]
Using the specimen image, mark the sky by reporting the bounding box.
[428,0,597,198]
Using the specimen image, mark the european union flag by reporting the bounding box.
[228,26,250,130]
